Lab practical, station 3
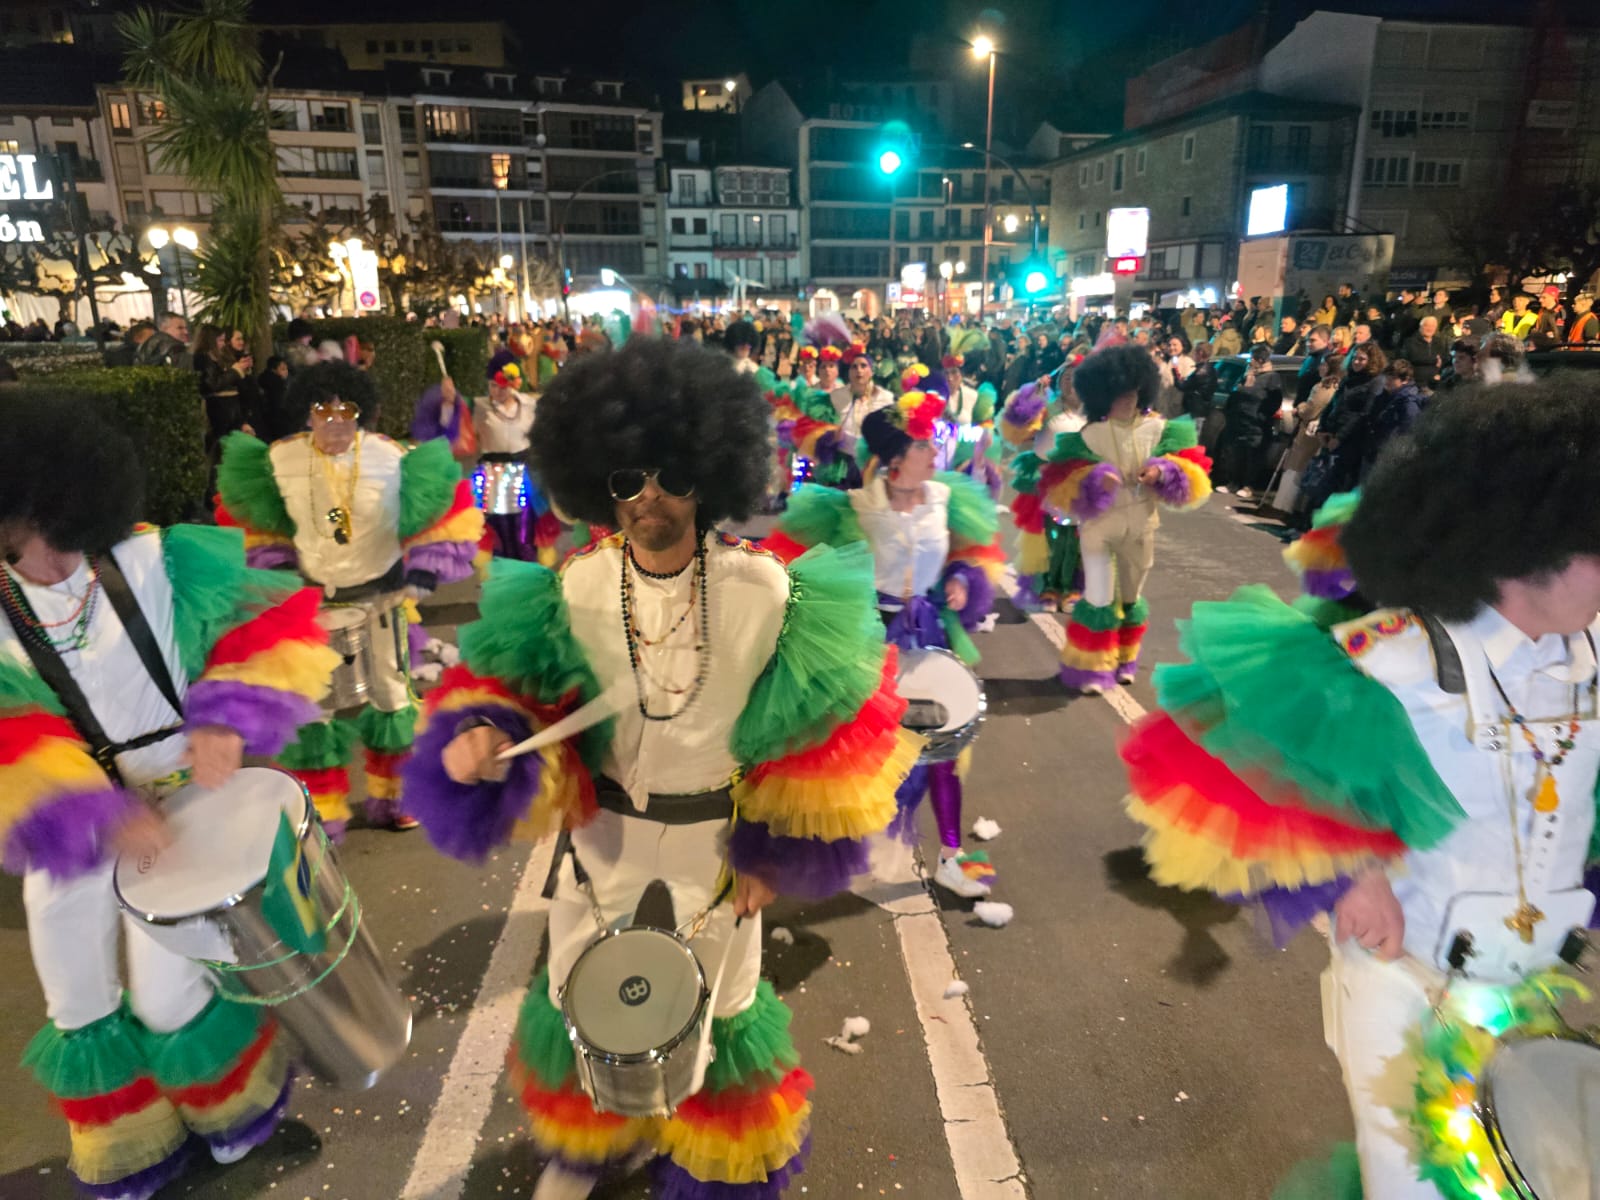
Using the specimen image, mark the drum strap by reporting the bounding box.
[0,551,185,787]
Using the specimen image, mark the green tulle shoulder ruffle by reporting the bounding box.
[511,970,575,1088]
[399,437,464,541]
[1154,585,1463,847]
[0,647,63,714]
[460,560,608,768]
[1313,489,1361,529]
[937,471,998,547]
[1010,450,1042,494]
[163,524,301,680]
[1152,415,1201,456]
[1043,429,1097,464]
[730,543,885,764]
[705,980,799,1092]
[791,382,840,424]
[278,717,358,770]
[141,993,265,1089]
[776,483,862,549]
[357,705,417,752]
[216,432,295,538]
[973,382,997,424]
[22,1004,147,1099]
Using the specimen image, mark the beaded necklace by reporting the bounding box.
[309,432,362,545]
[1,558,100,652]
[620,535,709,721]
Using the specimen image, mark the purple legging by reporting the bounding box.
[890,760,962,853]
[486,510,535,561]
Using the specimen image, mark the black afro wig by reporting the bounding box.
[285,361,381,431]
[529,336,772,528]
[1344,374,1600,622]
[0,395,144,552]
[1072,344,1160,421]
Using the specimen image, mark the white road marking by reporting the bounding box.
[1025,608,1147,726]
[400,838,554,1200]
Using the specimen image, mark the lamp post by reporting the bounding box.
[491,152,512,276]
[146,224,198,318]
[971,35,997,321]
[553,166,649,323]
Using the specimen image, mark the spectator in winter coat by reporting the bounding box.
[1568,293,1599,343]
[1320,343,1387,492]
[1398,316,1450,389]
[1311,295,1338,328]
[1181,342,1223,450]
[1295,324,1333,405]
[1530,288,1566,350]
[1334,283,1360,328]
[1360,358,1425,479]
[1344,321,1377,368]
[1436,338,1480,393]
[1387,289,1423,348]
[1209,315,1242,359]
[1427,289,1455,332]
[1273,316,1303,355]
[1213,346,1284,496]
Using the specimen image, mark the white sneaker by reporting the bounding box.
[210,1141,254,1166]
[934,854,993,899]
[1077,682,1105,695]
[1215,485,1231,494]
[533,1162,599,1200]
[1237,487,1254,499]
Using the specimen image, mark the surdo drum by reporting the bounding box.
[896,646,986,762]
[316,606,371,712]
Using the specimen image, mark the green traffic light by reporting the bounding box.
[877,149,903,175]
[1025,270,1048,294]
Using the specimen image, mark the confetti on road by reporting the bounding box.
[973,900,1014,927]
[825,1036,864,1055]
[770,926,795,945]
[943,980,969,999]
[970,817,1001,841]
[841,1016,871,1039]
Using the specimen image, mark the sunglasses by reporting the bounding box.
[608,467,695,502]
[311,398,360,421]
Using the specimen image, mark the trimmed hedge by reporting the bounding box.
[5,366,206,525]
[424,327,491,391]
[5,342,106,374]
[287,318,427,440]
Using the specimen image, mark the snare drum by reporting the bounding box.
[897,646,986,762]
[115,768,412,1089]
[317,606,371,712]
[560,926,709,1118]
[475,458,530,515]
[1484,1037,1600,1198]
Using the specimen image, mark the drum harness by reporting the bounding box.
[0,550,185,788]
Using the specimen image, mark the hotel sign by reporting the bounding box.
[0,153,52,243]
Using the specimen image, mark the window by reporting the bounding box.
[769,214,787,242]
[364,149,385,187]
[746,214,762,242]
[1369,109,1418,137]
[671,216,685,234]
[401,150,421,190]
[1093,210,1101,227]
[1078,165,1088,186]
[694,262,707,279]
[362,106,382,143]
[1181,195,1191,216]
[1420,109,1470,131]
[397,106,416,140]
[1363,155,1411,186]
[1111,151,1124,192]
[403,40,416,53]
[366,39,378,54]
[1246,125,1273,169]
[917,209,934,237]
[720,213,738,241]
[51,115,73,128]
[1094,159,1105,183]
[114,143,141,176]
[1135,148,1146,175]
[1182,134,1195,162]
[109,100,132,135]
[123,192,146,220]
[421,39,435,52]
[1077,213,1085,231]
[674,263,689,279]
[422,68,450,89]
[1414,159,1464,187]
[771,258,788,286]
[384,40,397,53]
[678,174,696,204]
[140,98,168,124]
[1287,125,1312,170]
[894,210,910,239]
[692,217,707,234]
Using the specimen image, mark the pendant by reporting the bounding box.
[1505,899,1545,945]
[327,506,351,545]
[1533,771,1561,814]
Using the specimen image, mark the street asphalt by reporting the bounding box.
[0,497,1361,1200]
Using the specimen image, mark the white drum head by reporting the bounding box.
[116,768,308,921]
[898,647,984,734]
[318,607,367,633]
[564,928,705,1057]
[1487,1038,1600,1197]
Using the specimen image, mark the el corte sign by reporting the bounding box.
[0,153,52,244]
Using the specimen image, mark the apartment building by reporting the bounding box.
[262,20,518,71]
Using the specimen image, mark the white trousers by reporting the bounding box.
[545,808,761,1019]
[1322,940,1504,1199]
[1078,503,1158,609]
[25,858,213,1035]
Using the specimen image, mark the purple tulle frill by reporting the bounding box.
[726,821,869,900]
[407,539,478,586]
[880,594,947,653]
[1142,456,1191,507]
[80,1140,196,1198]
[1003,380,1048,429]
[1302,566,1359,601]
[205,1067,294,1156]
[2,788,138,878]
[650,1134,811,1200]
[245,543,297,571]
[411,384,464,445]
[400,703,543,863]
[1059,662,1119,693]
[1071,461,1122,521]
[185,679,322,757]
[887,764,928,845]
[1226,877,1355,948]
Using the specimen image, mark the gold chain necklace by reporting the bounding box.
[309,432,361,545]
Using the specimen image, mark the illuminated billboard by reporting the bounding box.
[1246,184,1289,237]
[1106,207,1149,259]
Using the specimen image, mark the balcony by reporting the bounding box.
[280,166,361,181]
[711,232,798,251]
[1244,148,1342,175]
[423,126,526,147]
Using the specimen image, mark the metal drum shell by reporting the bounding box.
[559,927,710,1118]
[114,770,413,1090]
[1481,1033,1600,1200]
[477,459,530,516]
[897,646,987,763]
[317,606,371,713]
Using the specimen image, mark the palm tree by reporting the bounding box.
[119,0,280,357]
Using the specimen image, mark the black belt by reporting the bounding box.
[594,778,736,824]
[479,452,525,464]
[314,558,406,604]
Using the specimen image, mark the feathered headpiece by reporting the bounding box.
[841,341,871,365]
[949,327,990,359]
[900,362,931,392]
[802,312,851,350]
[941,353,964,369]
[492,362,522,389]
[891,389,947,441]
[819,345,843,364]
[798,345,819,362]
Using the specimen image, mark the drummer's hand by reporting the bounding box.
[185,726,245,789]
[734,873,777,919]
[443,725,512,785]
[943,575,969,613]
[112,803,171,860]
[1138,464,1163,487]
[1333,868,1405,960]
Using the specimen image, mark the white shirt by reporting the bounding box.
[1033,410,1087,459]
[946,383,981,427]
[1080,414,1166,516]
[562,536,789,803]
[272,432,405,589]
[1169,353,1195,382]
[850,476,951,603]
[829,385,894,453]
[475,391,536,455]
[1338,605,1600,967]
[0,531,189,788]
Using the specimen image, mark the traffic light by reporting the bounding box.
[560,268,572,298]
[1025,270,1049,295]
[874,120,915,176]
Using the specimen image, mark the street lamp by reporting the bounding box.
[1003,213,1020,234]
[971,34,998,320]
[145,223,197,317]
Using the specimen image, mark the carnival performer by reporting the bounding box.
[725,319,760,374]
[795,344,820,387]
[401,337,916,1200]
[410,372,479,472]
[2,398,338,1200]
[472,360,565,564]
[765,392,1007,898]
[216,361,483,838]
[1122,379,1600,1200]
[1011,345,1212,691]
[931,365,1002,499]
[1002,374,1088,611]
[801,313,850,395]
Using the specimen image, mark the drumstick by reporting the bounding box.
[495,680,631,760]
[429,340,450,381]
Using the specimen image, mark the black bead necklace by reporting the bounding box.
[620,533,710,721]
